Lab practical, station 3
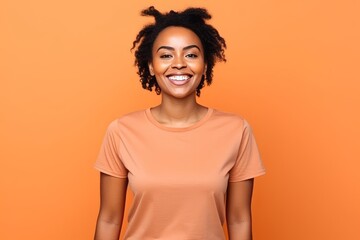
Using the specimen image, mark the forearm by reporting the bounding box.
[94,218,121,240]
[227,220,252,240]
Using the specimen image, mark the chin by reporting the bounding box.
[164,90,196,99]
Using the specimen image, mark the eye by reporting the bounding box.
[186,53,198,58]
[160,54,173,59]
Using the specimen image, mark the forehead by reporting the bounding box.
[153,26,203,50]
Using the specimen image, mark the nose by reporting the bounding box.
[171,56,186,69]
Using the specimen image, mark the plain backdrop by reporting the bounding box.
[1,0,359,239]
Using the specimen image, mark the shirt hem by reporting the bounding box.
[228,169,266,182]
[93,164,128,178]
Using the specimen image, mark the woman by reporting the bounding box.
[94,6,265,240]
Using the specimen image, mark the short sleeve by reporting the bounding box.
[94,120,128,178]
[229,120,266,182]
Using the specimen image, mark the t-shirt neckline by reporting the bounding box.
[145,107,214,132]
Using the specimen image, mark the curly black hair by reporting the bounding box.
[131,6,226,96]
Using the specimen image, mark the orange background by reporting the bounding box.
[1,0,359,239]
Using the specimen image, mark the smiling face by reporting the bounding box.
[149,26,207,99]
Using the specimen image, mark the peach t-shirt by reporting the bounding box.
[94,108,265,240]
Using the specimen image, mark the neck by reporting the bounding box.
[152,93,207,127]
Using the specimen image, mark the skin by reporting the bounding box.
[94,174,128,240]
[94,26,254,240]
[227,179,254,240]
[148,26,209,127]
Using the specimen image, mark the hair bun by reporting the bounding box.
[141,6,163,22]
[183,8,211,24]
[141,6,211,24]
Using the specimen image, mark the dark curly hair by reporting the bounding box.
[131,6,226,96]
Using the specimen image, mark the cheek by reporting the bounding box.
[188,62,206,74]
[152,60,171,74]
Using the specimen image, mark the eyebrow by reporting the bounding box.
[156,45,201,52]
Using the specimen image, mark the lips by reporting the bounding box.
[166,74,192,86]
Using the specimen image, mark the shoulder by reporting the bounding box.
[211,108,250,130]
[106,109,148,132]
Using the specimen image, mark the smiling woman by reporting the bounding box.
[149,27,206,100]
[132,6,226,97]
[94,6,265,240]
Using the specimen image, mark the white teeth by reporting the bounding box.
[168,75,190,81]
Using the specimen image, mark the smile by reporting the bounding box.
[166,74,193,86]
[167,75,191,81]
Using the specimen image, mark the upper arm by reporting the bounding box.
[226,178,254,223]
[98,172,128,224]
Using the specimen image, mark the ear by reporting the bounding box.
[203,64,207,76]
[148,62,154,76]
